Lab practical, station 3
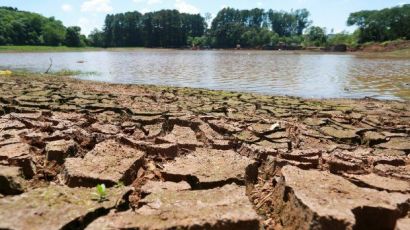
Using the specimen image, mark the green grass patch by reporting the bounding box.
[0,45,148,53]
[0,45,105,53]
[9,69,96,77]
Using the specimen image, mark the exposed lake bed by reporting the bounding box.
[1,49,409,100]
[0,74,409,229]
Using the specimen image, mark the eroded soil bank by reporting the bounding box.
[0,75,409,230]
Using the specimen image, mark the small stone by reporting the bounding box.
[265,131,288,140]
[255,140,289,151]
[157,125,203,148]
[0,165,25,195]
[91,123,120,135]
[45,139,77,163]
[0,143,36,178]
[303,118,327,126]
[362,131,385,146]
[234,130,260,143]
[207,119,242,134]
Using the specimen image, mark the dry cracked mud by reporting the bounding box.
[0,75,409,230]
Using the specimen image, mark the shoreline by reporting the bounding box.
[8,72,410,102]
[1,45,410,58]
[3,71,409,102]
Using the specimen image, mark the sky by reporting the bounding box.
[0,0,409,35]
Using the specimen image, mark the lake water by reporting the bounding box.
[0,50,409,100]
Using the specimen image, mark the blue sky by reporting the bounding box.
[0,0,408,35]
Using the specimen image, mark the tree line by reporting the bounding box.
[0,7,88,47]
[88,7,313,48]
[89,10,205,47]
[0,4,409,48]
[87,4,410,48]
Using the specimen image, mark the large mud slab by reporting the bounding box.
[86,184,260,230]
[0,185,131,230]
[63,139,145,187]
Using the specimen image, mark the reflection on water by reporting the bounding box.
[0,50,409,100]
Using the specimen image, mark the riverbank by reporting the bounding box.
[356,47,410,59]
[0,74,409,229]
[1,44,410,59]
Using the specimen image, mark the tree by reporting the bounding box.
[42,20,66,46]
[88,29,105,47]
[0,7,84,46]
[304,26,327,46]
[102,10,205,48]
[327,31,358,47]
[294,9,311,35]
[65,26,82,47]
[347,4,410,43]
[240,28,275,47]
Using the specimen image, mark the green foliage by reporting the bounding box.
[210,7,311,48]
[267,9,311,37]
[347,4,410,43]
[103,10,206,48]
[0,8,72,46]
[187,36,209,47]
[65,26,83,47]
[327,31,358,47]
[42,21,66,46]
[304,26,327,47]
[88,29,105,47]
[240,28,277,47]
[93,184,108,202]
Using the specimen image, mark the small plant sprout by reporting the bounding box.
[93,184,108,202]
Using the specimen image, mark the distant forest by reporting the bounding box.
[0,4,409,48]
[0,7,87,47]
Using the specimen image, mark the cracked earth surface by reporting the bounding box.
[0,75,409,230]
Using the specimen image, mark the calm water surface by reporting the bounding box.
[0,50,409,100]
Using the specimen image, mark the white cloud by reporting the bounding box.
[61,4,73,12]
[256,2,262,7]
[133,0,162,5]
[140,8,149,14]
[78,17,102,35]
[81,0,113,13]
[148,0,162,5]
[175,0,199,14]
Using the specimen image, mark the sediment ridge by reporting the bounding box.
[0,75,409,230]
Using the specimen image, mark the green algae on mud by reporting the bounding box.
[5,69,97,79]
